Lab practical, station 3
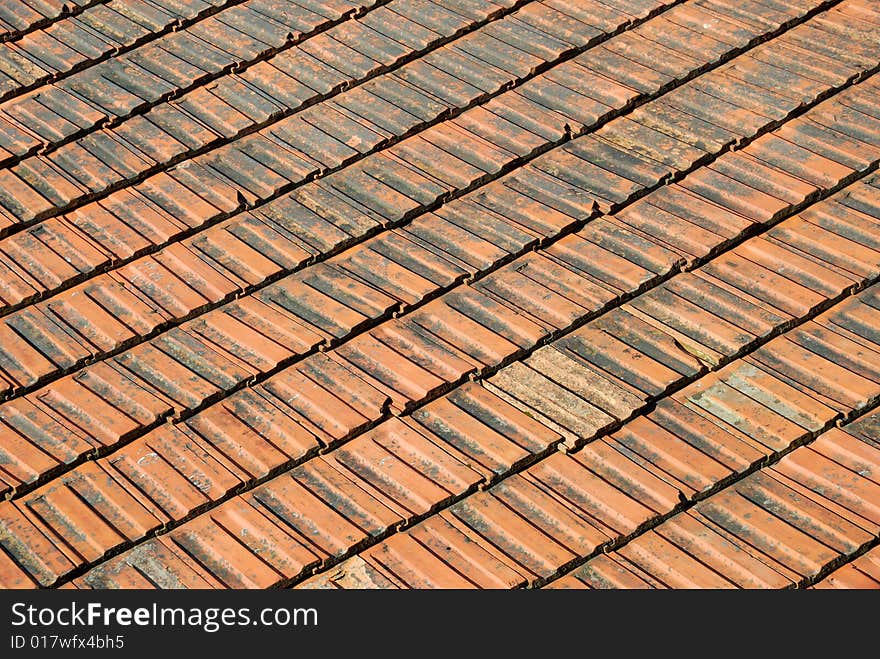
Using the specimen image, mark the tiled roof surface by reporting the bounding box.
[0,0,879,589]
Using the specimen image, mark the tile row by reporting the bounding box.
[0,0,609,190]
[0,63,877,498]
[7,0,698,152]
[9,0,654,102]
[0,206,718,582]
[0,0,243,99]
[0,0,843,294]
[813,544,880,589]
[0,155,623,401]
[0,0,682,265]
[0,0,475,212]
[480,179,880,450]
[56,279,880,590]
[1,1,875,591]
[0,375,566,588]
[5,0,870,584]
[3,8,874,373]
[1,14,878,580]
[0,212,675,496]
[615,132,878,269]
[4,159,879,587]
[291,185,880,587]
[0,3,872,397]
[302,291,880,590]
[552,409,880,589]
[262,158,877,586]
[0,0,664,312]
[0,0,99,41]
[0,0,384,139]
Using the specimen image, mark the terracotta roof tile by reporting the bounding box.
[814,545,880,589]
[1,0,879,589]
